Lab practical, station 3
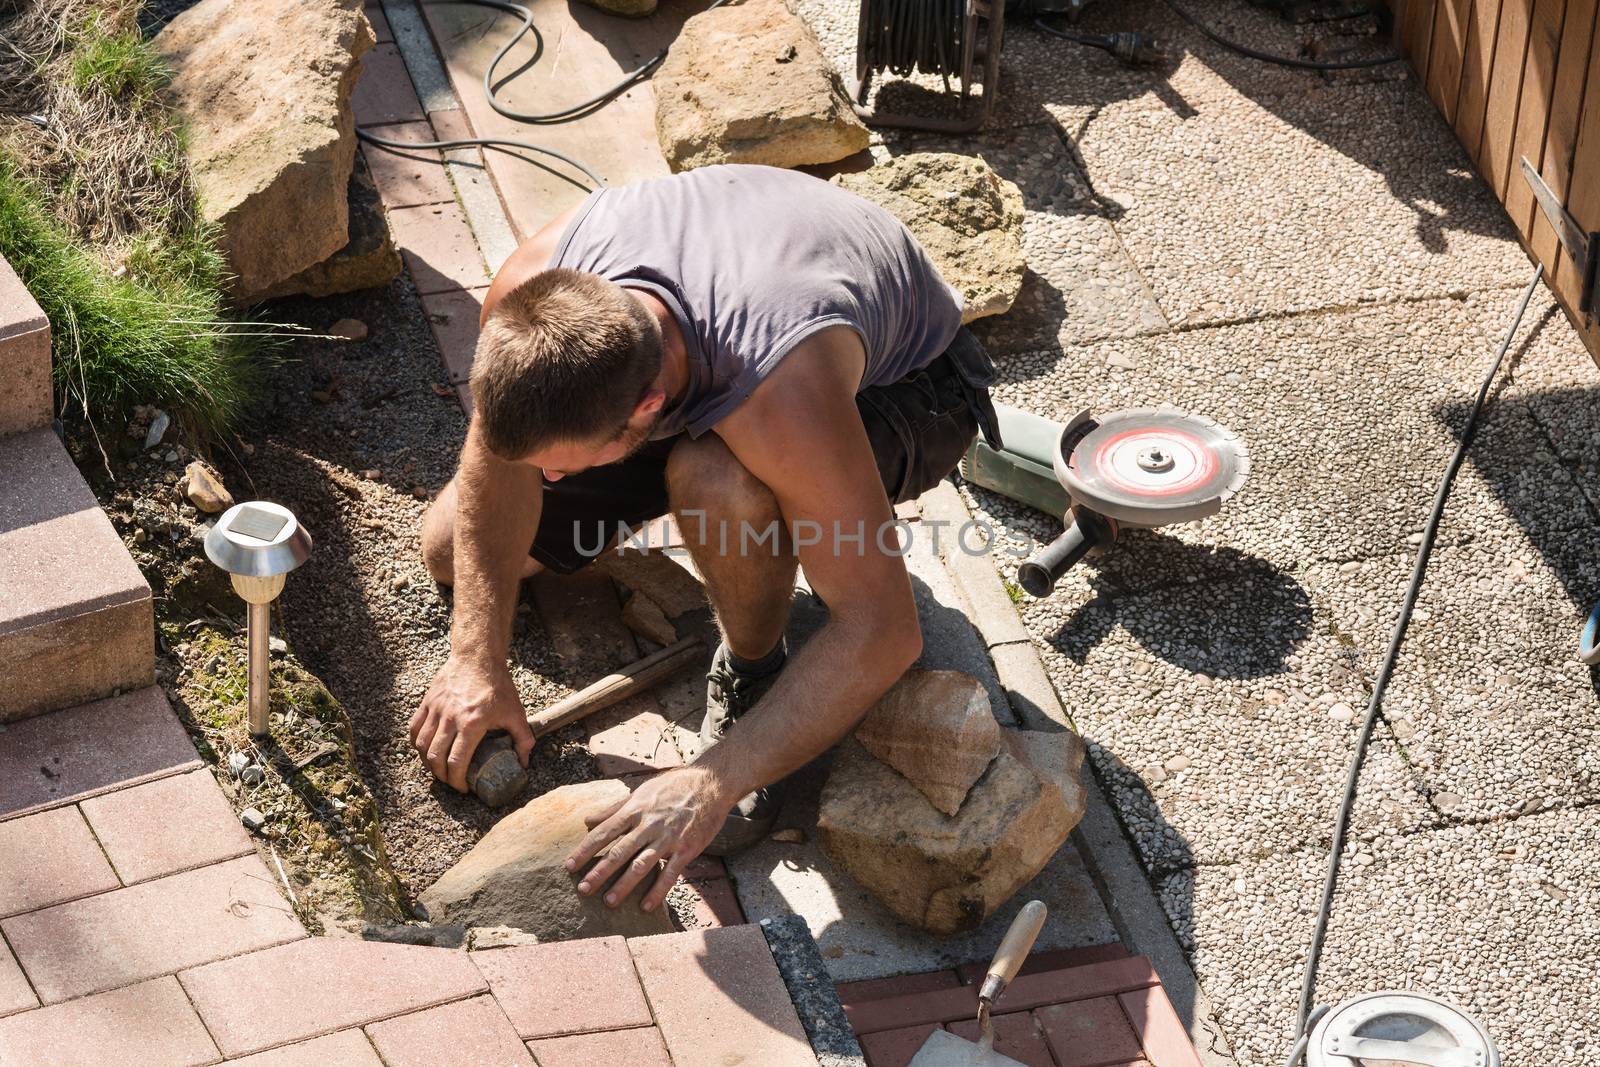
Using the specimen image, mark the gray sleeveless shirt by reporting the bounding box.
[548,164,964,440]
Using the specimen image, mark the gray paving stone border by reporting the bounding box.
[920,481,1239,1067]
[760,915,868,1067]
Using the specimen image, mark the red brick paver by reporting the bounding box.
[1037,997,1145,1067]
[1118,986,1205,1067]
[472,936,650,1040]
[226,1030,384,1066]
[0,939,37,1018]
[353,42,425,128]
[389,202,489,295]
[629,925,816,1067]
[179,938,487,1057]
[838,969,964,1006]
[956,943,1132,985]
[3,854,304,1003]
[78,768,253,884]
[859,1022,941,1067]
[950,1011,1056,1067]
[366,994,533,1066]
[526,1026,673,1067]
[420,285,486,384]
[362,121,455,209]
[0,687,198,819]
[0,805,117,917]
[683,872,746,928]
[0,976,218,1067]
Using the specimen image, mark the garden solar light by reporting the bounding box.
[204,502,313,737]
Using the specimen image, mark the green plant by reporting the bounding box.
[68,17,168,105]
[0,160,263,439]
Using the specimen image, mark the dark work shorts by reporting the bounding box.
[530,328,1001,574]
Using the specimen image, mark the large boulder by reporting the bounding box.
[854,670,1001,816]
[654,0,869,172]
[832,153,1026,322]
[256,155,401,300]
[817,730,1086,935]
[153,0,373,304]
[419,780,675,940]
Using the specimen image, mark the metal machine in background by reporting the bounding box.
[960,403,1250,597]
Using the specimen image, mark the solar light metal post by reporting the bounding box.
[204,502,312,737]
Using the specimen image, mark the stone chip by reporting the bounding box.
[853,669,1001,816]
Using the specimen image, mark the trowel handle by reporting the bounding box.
[979,900,1047,1004]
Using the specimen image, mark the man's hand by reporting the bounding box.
[410,655,534,792]
[563,767,733,912]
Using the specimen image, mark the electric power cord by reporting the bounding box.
[356,0,732,190]
[1032,18,1167,66]
[1158,0,1404,71]
[1282,263,1546,1065]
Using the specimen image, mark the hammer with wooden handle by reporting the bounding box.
[465,636,704,806]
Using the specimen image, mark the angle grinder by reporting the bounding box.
[961,403,1250,597]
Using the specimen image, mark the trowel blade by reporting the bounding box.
[906,1027,1029,1067]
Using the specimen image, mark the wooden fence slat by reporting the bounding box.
[1529,0,1599,265]
[1478,0,1538,195]
[1549,37,1600,349]
[1502,0,1570,228]
[1400,0,1441,81]
[1454,0,1505,157]
[1427,0,1476,121]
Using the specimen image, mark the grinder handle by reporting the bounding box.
[1018,522,1093,597]
[979,900,1048,1004]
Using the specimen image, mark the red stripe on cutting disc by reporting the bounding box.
[1090,428,1217,498]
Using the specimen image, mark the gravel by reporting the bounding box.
[235,276,598,891]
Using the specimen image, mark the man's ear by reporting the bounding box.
[635,389,666,418]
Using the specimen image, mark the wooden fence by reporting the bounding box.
[1392,0,1599,362]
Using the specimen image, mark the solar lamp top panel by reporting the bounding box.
[228,506,289,542]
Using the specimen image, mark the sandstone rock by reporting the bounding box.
[183,462,233,514]
[621,591,677,647]
[418,780,675,940]
[831,154,1025,322]
[154,0,373,303]
[854,670,1001,816]
[255,153,401,301]
[654,0,868,172]
[596,549,707,619]
[817,730,1086,935]
[329,318,369,342]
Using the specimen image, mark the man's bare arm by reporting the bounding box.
[409,422,544,790]
[563,328,922,909]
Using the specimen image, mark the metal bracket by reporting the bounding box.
[1521,155,1599,321]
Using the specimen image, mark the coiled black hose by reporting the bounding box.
[858,0,969,89]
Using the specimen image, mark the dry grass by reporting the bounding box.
[0,0,196,259]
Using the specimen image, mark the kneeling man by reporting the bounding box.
[412,163,999,913]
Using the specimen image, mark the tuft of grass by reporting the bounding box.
[0,159,263,439]
[68,17,167,104]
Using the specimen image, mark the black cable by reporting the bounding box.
[1159,0,1404,71]
[1285,263,1545,1063]
[356,0,734,191]
[859,0,968,89]
[1033,18,1166,66]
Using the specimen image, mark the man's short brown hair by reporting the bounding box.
[471,269,663,458]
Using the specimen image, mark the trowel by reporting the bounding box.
[909,900,1048,1067]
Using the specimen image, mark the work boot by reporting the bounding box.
[698,640,786,856]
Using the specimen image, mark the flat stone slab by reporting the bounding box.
[1303,525,1600,825]
[728,754,1116,983]
[1053,81,1530,328]
[1159,804,1600,1067]
[1015,562,1436,871]
[421,0,686,241]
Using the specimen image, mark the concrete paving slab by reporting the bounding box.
[1302,525,1600,825]
[862,126,1167,349]
[1158,805,1600,1067]
[421,0,690,241]
[1015,561,1434,871]
[972,294,1593,571]
[727,754,1118,983]
[1052,81,1530,327]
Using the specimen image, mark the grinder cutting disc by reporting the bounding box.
[1054,406,1249,525]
